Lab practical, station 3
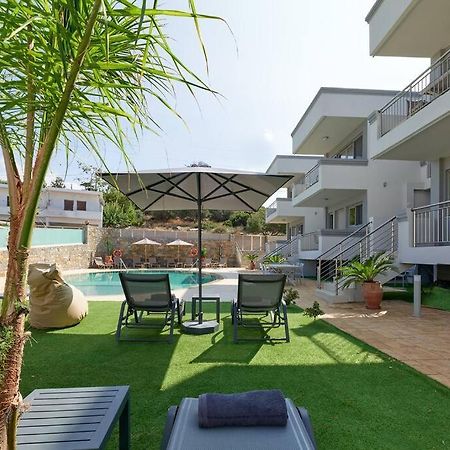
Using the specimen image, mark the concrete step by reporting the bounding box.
[315,285,362,304]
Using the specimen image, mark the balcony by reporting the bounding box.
[397,202,450,265]
[291,88,398,156]
[366,0,450,57]
[292,159,368,208]
[266,155,320,176]
[372,51,450,161]
[265,198,312,224]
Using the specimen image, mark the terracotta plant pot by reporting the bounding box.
[362,281,383,310]
[249,261,256,270]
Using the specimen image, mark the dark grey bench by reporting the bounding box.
[17,386,130,449]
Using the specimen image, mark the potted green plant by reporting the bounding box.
[245,253,259,270]
[340,252,394,310]
[263,253,287,264]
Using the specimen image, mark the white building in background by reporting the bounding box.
[265,0,450,298]
[0,184,103,227]
[366,0,450,276]
[267,87,423,280]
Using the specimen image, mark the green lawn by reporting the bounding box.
[384,285,450,312]
[21,302,450,450]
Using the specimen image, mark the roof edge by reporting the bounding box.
[290,87,400,137]
[365,0,383,23]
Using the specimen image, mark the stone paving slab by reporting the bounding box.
[296,279,450,389]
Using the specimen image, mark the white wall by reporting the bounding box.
[303,208,325,234]
[367,0,414,56]
[398,218,450,265]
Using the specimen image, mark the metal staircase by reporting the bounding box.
[317,217,410,301]
[261,235,299,262]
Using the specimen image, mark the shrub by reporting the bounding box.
[283,288,299,306]
[303,301,324,320]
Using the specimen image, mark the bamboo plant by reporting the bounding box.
[0,1,220,447]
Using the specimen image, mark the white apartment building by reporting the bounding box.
[266,0,450,299]
[0,184,103,227]
[366,0,450,277]
[267,88,424,281]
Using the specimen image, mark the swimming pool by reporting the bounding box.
[65,270,218,297]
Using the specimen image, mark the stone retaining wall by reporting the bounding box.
[0,226,245,275]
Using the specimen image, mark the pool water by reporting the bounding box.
[65,270,218,297]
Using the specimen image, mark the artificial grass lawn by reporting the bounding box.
[21,302,450,450]
[384,285,450,312]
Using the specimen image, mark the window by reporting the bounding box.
[348,204,363,226]
[77,201,87,211]
[6,196,9,207]
[334,135,364,160]
[327,212,335,229]
[353,136,363,159]
[64,200,74,211]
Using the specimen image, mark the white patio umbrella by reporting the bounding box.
[101,167,291,334]
[131,237,161,261]
[166,239,194,262]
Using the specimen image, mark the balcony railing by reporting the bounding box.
[266,201,278,219]
[380,49,450,136]
[300,231,319,251]
[412,200,450,247]
[295,164,320,196]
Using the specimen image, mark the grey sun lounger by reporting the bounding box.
[117,273,184,343]
[232,273,289,343]
[161,397,317,450]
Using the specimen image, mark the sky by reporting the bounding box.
[0,0,428,189]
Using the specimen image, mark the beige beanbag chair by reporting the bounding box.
[28,263,88,329]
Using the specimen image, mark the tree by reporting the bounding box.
[103,188,144,228]
[49,177,66,189]
[0,1,219,446]
[245,208,285,235]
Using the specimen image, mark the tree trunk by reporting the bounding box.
[0,213,30,449]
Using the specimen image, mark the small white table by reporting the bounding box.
[265,264,301,283]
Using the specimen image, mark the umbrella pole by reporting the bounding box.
[197,173,203,324]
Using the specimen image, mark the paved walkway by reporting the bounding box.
[296,279,450,388]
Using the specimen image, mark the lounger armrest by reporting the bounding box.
[161,406,178,450]
[296,406,317,450]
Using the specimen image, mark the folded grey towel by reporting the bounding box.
[198,389,288,428]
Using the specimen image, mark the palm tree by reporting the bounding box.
[0,1,221,446]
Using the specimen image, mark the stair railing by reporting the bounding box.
[261,234,299,263]
[316,222,372,288]
[317,217,398,294]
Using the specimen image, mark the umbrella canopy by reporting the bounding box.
[132,238,161,246]
[100,167,291,212]
[167,239,194,262]
[167,239,193,247]
[101,167,291,333]
[132,238,161,261]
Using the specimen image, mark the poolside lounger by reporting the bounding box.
[117,273,184,343]
[133,256,144,268]
[217,258,227,268]
[166,258,176,268]
[93,256,105,269]
[231,273,289,343]
[161,393,316,450]
[146,257,158,268]
[202,258,212,268]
